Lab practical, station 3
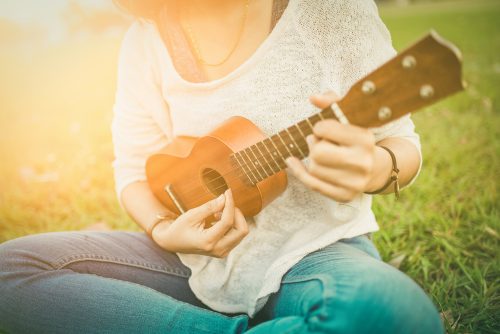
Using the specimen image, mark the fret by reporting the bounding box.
[240,150,262,183]
[308,114,323,128]
[272,133,292,160]
[244,147,267,181]
[318,112,325,120]
[297,119,314,136]
[250,145,273,177]
[287,126,307,158]
[276,132,294,158]
[280,130,302,158]
[257,141,281,173]
[264,137,288,169]
[233,152,258,185]
[289,124,309,158]
[305,117,315,131]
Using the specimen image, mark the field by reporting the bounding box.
[0,1,498,333]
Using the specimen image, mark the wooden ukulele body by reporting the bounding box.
[146,116,288,216]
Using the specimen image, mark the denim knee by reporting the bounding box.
[0,234,55,283]
[1,231,113,276]
[0,235,57,293]
[306,263,444,334]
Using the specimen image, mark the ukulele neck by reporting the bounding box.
[230,106,339,185]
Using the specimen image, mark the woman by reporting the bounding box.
[0,0,444,333]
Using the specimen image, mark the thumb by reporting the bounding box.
[309,91,340,109]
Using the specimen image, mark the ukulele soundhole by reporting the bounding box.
[201,168,228,196]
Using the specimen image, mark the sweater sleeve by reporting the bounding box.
[111,22,172,204]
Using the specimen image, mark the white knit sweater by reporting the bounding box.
[112,0,422,316]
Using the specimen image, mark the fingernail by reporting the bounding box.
[306,135,314,146]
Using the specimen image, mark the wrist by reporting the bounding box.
[364,145,393,193]
[147,212,177,236]
[365,145,400,198]
[151,219,176,250]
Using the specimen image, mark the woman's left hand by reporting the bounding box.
[285,91,377,203]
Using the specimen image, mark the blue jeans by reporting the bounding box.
[0,231,443,333]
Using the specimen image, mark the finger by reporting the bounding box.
[205,189,235,241]
[213,208,249,255]
[313,119,374,148]
[305,134,319,149]
[309,139,369,172]
[309,91,340,109]
[286,157,356,202]
[232,208,249,235]
[220,188,235,223]
[308,160,368,192]
[185,193,226,222]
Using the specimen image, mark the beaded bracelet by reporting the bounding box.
[365,146,400,199]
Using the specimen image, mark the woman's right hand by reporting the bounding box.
[151,189,249,258]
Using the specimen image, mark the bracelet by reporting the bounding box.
[365,146,400,199]
[147,212,177,236]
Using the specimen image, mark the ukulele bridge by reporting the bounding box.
[164,184,186,214]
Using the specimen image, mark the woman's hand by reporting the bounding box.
[286,92,385,203]
[151,189,249,258]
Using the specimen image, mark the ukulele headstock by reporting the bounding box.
[339,31,465,128]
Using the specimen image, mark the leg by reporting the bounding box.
[249,236,444,334]
[0,231,248,333]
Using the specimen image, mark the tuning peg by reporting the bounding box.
[361,80,376,95]
[420,85,435,99]
[402,55,417,69]
[378,107,392,121]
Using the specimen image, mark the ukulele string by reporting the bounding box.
[173,165,249,205]
[173,138,311,199]
[172,162,274,205]
[171,138,311,202]
[172,140,312,205]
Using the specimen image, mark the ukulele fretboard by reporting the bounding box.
[230,106,338,185]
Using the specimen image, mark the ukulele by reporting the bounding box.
[146,31,464,217]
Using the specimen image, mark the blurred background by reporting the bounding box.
[0,1,129,234]
[0,0,498,333]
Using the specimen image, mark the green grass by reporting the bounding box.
[374,1,500,333]
[0,1,499,333]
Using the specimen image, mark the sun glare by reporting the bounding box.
[0,1,130,217]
